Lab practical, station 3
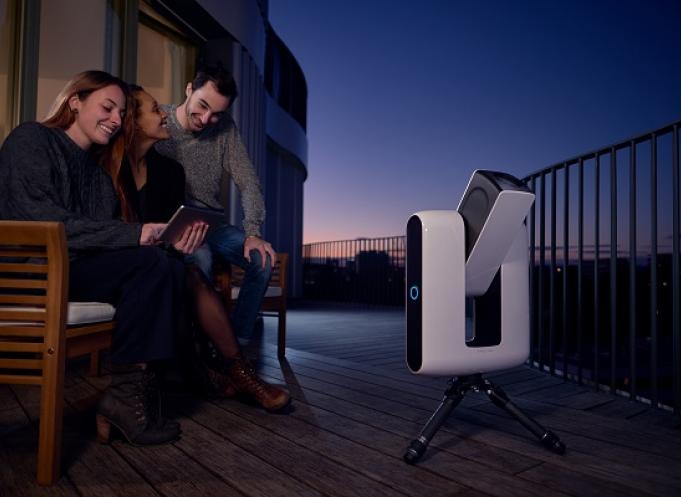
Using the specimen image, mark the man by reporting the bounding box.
[156,64,276,340]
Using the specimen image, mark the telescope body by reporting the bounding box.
[406,170,535,376]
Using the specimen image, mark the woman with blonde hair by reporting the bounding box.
[0,70,206,444]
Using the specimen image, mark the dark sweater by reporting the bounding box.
[122,147,185,223]
[0,122,141,257]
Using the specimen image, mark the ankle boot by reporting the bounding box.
[96,365,181,445]
[225,357,290,412]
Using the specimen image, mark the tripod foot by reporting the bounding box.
[541,430,566,454]
[403,438,427,464]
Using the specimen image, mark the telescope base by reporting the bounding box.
[403,373,566,464]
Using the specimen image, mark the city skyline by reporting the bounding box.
[269,0,681,243]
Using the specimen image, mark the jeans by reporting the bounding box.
[186,224,272,339]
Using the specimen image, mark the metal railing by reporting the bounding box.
[302,237,405,305]
[524,120,681,414]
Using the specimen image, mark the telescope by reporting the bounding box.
[404,170,566,463]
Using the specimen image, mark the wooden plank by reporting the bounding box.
[0,384,19,411]
[0,294,47,305]
[586,397,648,419]
[0,340,44,353]
[0,262,48,273]
[112,438,245,497]
[0,249,47,258]
[0,325,46,337]
[518,462,659,497]
[262,346,446,388]
[0,435,80,496]
[262,350,447,399]
[185,402,408,497]
[173,417,325,497]
[0,374,42,385]
[627,408,681,429]
[0,278,48,289]
[66,322,115,338]
[209,398,467,497]
[0,358,43,369]
[231,390,568,497]
[469,397,681,458]
[65,442,162,497]
[0,406,31,437]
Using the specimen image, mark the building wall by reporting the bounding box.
[0,0,308,297]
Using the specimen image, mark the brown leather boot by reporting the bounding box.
[225,357,290,412]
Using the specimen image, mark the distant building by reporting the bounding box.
[0,0,308,296]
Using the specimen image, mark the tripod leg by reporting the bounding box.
[484,380,566,454]
[404,380,464,464]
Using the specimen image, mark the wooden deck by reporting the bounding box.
[2,303,681,496]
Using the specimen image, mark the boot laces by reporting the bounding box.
[235,362,267,395]
[133,371,158,424]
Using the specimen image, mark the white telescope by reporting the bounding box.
[403,170,565,464]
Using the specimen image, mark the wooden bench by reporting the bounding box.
[0,221,114,485]
[214,253,289,357]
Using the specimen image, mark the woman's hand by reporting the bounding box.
[173,222,208,254]
[140,223,166,245]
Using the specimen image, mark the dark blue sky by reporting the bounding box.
[269,0,681,243]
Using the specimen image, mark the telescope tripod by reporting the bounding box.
[403,373,566,464]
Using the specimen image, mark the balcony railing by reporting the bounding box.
[524,120,681,414]
[302,237,405,305]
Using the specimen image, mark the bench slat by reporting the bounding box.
[0,278,48,289]
[0,341,43,353]
[0,358,43,370]
[0,295,46,305]
[0,263,48,273]
[0,374,42,385]
[0,325,46,337]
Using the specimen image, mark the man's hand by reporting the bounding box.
[140,223,166,245]
[174,222,208,254]
[244,235,276,268]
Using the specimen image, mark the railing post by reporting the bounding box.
[610,147,617,393]
[594,154,601,390]
[650,133,658,408]
[563,163,570,379]
[673,124,680,415]
[629,141,637,401]
[577,158,584,385]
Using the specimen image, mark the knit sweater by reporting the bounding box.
[155,104,265,237]
[0,122,141,257]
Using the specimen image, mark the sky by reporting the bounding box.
[268,0,681,244]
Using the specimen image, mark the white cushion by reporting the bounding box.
[66,302,116,325]
[0,302,115,326]
[230,286,283,299]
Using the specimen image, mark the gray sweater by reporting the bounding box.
[155,104,265,237]
[0,122,141,257]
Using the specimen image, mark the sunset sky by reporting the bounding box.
[269,0,681,244]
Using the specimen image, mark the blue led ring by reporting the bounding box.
[409,285,419,301]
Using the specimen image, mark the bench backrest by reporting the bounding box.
[0,221,68,386]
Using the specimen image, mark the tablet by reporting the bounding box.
[158,205,226,244]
